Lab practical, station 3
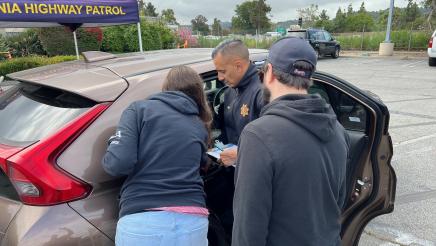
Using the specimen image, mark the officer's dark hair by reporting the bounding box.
[211,39,249,61]
[263,61,314,90]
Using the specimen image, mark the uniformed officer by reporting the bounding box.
[212,40,263,166]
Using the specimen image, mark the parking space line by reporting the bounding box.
[390,121,436,129]
[394,133,436,147]
[390,111,436,120]
[396,190,436,205]
[402,60,425,67]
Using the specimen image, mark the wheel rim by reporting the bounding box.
[335,48,339,57]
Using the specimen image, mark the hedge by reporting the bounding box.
[335,30,431,51]
[0,56,76,77]
[101,21,176,53]
[38,27,102,56]
[197,36,279,49]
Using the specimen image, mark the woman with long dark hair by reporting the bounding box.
[102,65,212,246]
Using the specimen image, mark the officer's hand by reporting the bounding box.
[220,147,238,167]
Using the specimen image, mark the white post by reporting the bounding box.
[379,0,395,56]
[73,31,79,60]
[137,22,143,53]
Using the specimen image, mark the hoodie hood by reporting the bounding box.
[148,91,199,115]
[236,63,259,90]
[261,94,337,142]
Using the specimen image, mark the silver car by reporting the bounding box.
[0,49,396,246]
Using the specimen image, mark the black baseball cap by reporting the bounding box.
[267,37,317,79]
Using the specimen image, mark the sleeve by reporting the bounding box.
[102,103,140,177]
[254,88,265,119]
[339,129,351,209]
[232,129,273,246]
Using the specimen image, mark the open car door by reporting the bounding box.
[310,72,397,245]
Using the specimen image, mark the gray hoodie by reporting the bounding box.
[232,94,349,246]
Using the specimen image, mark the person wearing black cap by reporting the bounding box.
[232,37,349,246]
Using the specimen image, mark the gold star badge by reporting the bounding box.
[240,104,249,117]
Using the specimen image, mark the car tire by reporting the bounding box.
[332,47,340,59]
[429,57,436,67]
[315,49,320,59]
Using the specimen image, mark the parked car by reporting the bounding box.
[287,28,341,59]
[428,30,436,66]
[0,49,396,246]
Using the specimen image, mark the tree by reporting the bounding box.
[138,0,146,17]
[358,2,366,14]
[399,0,421,28]
[232,0,272,34]
[333,7,347,32]
[0,35,7,52]
[212,18,222,36]
[297,4,319,28]
[314,10,333,31]
[377,7,404,31]
[347,4,354,16]
[191,15,210,35]
[422,0,436,30]
[144,2,158,17]
[161,9,178,25]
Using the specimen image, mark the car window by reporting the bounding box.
[323,31,332,41]
[287,31,306,39]
[312,31,325,41]
[204,78,224,93]
[0,83,95,146]
[309,82,367,132]
[335,94,367,132]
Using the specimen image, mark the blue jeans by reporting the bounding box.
[115,211,208,246]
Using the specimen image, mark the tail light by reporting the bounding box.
[0,144,22,173]
[430,38,433,48]
[5,103,110,206]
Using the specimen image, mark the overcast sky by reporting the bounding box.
[147,0,410,25]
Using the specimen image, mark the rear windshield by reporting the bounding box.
[287,31,307,39]
[0,82,96,146]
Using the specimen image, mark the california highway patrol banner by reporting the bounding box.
[0,0,139,24]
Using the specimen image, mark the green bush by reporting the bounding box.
[101,21,176,53]
[197,36,279,49]
[335,31,431,51]
[4,29,46,57]
[0,35,7,62]
[101,26,127,53]
[0,56,76,77]
[38,27,102,56]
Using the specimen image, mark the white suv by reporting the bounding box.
[429,30,436,66]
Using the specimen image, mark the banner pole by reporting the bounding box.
[73,31,80,60]
[137,22,143,53]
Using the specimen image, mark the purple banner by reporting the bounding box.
[0,0,139,24]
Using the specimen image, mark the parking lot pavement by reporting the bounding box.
[318,56,436,246]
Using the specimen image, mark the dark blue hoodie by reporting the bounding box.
[102,91,208,218]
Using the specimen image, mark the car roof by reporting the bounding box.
[7,48,268,102]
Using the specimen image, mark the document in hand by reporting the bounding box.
[206,144,237,160]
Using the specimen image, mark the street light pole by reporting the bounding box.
[385,0,395,43]
[379,0,395,56]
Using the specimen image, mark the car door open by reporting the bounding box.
[310,72,396,246]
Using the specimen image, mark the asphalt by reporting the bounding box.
[317,54,436,246]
